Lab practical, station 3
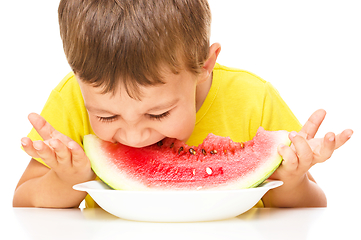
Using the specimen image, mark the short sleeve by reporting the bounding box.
[261,82,302,133]
[24,73,93,167]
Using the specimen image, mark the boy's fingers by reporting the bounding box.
[28,113,56,141]
[290,134,313,171]
[68,141,88,168]
[69,141,95,180]
[335,129,353,149]
[21,137,40,159]
[32,140,57,168]
[299,109,326,140]
[50,130,75,147]
[278,144,298,172]
[29,113,76,147]
[49,139,72,165]
[315,132,336,163]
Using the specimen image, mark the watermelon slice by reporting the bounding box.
[84,127,290,191]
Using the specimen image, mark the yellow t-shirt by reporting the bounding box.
[26,63,302,208]
[190,64,302,145]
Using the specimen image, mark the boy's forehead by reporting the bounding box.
[77,69,195,106]
[77,67,196,97]
[80,82,182,115]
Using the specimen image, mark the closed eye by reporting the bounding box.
[147,111,170,121]
[97,115,118,123]
[97,111,171,123]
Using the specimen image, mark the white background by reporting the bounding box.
[1,0,360,209]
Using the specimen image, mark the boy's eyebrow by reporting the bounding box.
[147,98,179,112]
[85,105,116,115]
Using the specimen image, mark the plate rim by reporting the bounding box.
[73,179,283,194]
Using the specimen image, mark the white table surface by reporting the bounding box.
[4,207,359,240]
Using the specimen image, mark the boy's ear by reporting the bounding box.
[199,43,221,83]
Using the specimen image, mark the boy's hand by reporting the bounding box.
[271,109,353,189]
[21,113,95,186]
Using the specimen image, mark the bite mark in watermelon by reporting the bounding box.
[84,127,290,190]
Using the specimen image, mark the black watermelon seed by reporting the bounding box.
[201,149,207,156]
[157,141,163,147]
[210,150,218,154]
[189,148,196,155]
[178,147,184,154]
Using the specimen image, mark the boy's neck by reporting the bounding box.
[195,72,213,112]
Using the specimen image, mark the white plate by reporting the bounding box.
[73,180,283,222]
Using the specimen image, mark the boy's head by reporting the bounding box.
[58,0,212,98]
[58,0,220,147]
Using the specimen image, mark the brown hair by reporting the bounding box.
[58,0,211,98]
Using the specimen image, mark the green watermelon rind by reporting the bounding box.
[84,136,136,190]
[212,131,290,190]
[250,131,292,188]
[84,129,291,191]
[249,161,282,188]
[250,132,291,188]
[248,146,288,188]
[84,136,155,191]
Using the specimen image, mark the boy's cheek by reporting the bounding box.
[168,112,196,142]
[89,119,115,142]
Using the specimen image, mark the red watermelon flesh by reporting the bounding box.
[84,127,290,191]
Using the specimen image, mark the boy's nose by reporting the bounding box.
[118,127,150,147]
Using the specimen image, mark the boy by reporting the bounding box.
[14,0,352,208]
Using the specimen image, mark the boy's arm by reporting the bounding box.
[13,158,89,208]
[13,113,95,208]
[262,109,353,207]
[262,172,327,207]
